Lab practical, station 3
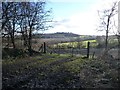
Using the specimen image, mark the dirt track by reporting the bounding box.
[2,53,120,89]
[2,55,81,89]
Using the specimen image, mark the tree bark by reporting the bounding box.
[12,18,16,49]
[28,26,32,56]
[105,16,110,51]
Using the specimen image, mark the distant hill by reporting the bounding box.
[33,32,80,38]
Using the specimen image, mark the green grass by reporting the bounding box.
[51,39,98,49]
[49,56,78,72]
[3,53,120,88]
[62,58,84,74]
[3,53,71,75]
[80,40,97,48]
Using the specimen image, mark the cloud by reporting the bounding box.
[48,0,96,3]
[45,0,119,35]
[52,19,70,26]
[46,11,102,35]
[46,6,102,35]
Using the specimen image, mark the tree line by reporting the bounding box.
[2,2,52,56]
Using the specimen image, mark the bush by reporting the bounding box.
[2,48,25,59]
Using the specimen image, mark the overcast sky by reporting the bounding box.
[43,0,119,35]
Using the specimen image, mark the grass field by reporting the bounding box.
[51,39,98,49]
[2,36,119,89]
[2,53,120,89]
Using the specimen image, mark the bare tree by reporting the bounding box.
[2,2,19,48]
[21,2,52,56]
[98,1,120,60]
[98,1,118,51]
[2,2,52,56]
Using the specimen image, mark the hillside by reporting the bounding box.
[33,32,80,38]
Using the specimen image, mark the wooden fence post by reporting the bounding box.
[87,41,90,58]
[43,42,46,53]
[38,44,43,52]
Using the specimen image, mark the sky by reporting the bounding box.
[43,0,119,35]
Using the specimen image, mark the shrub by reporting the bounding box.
[2,48,25,59]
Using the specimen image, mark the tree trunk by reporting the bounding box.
[11,35,15,49]
[105,29,108,50]
[105,16,110,51]
[10,32,15,49]
[28,27,32,56]
[10,18,16,49]
[23,33,28,48]
[118,35,120,59]
[6,35,10,48]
